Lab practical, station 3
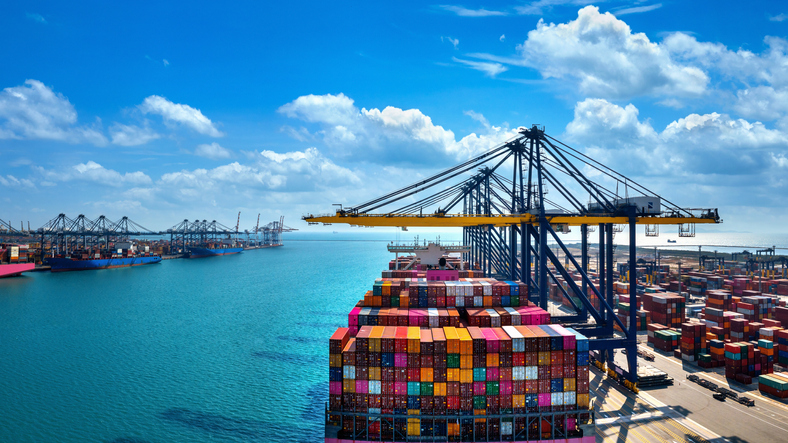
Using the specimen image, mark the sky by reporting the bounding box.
[2,1,788,234]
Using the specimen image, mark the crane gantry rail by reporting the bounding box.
[305,124,722,384]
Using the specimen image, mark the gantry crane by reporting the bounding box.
[305,125,721,384]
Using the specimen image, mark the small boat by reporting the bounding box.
[667,239,677,243]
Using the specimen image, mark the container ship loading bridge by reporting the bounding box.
[305,125,721,387]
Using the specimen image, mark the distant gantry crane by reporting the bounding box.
[305,124,722,385]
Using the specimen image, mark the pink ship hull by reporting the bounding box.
[0,263,35,278]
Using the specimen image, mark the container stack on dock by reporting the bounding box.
[642,293,685,328]
[680,323,707,362]
[647,324,680,352]
[758,373,788,398]
[776,329,788,366]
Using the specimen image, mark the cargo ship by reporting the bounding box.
[186,246,243,258]
[45,241,161,272]
[325,243,594,443]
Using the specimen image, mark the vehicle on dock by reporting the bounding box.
[713,392,727,401]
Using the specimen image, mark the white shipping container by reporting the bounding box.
[369,380,381,395]
[343,366,355,379]
[501,422,513,435]
[525,366,538,380]
[512,366,525,380]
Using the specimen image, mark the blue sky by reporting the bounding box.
[2,1,788,233]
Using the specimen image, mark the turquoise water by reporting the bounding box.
[0,239,392,443]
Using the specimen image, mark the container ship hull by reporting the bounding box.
[0,263,35,278]
[46,256,162,272]
[187,247,243,258]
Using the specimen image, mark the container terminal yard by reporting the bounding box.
[0,213,296,273]
[306,126,788,442]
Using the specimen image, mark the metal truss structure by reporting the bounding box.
[166,219,241,252]
[36,213,158,255]
[305,125,722,383]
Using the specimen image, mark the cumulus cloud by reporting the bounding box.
[156,147,360,204]
[195,142,232,159]
[139,95,223,137]
[36,161,152,187]
[109,122,160,146]
[0,80,107,145]
[278,93,518,165]
[565,98,788,178]
[662,34,788,123]
[453,57,508,77]
[511,6,708,99]
[438,5,507,17]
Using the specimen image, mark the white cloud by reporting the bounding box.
[277,93,358,126]
[36,161,152,187]
[0,175,36,189]
[442,36,460,49]
[0,80,107,145]
[500,34,506,42]
[26,13,46,24]
[514,0,596,16]
[614,3,662,16]
[163,59,170,67]
[278,93,518,164]
[195,142,232,159]
[139,95,223,137]
[439,5,507,17]
[511,6,708,99]
[769,13,788,22]
[453,57,508,77]
[109,122,160,146]
[155,147,360,204]
[565,99,788,178]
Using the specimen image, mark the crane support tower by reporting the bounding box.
[305,124,722,384]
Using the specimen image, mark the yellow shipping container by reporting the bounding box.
[564,378,576,392]
[434,382,447,396]
[448,423,460,436]
[538,351,550,366]
[444,327,460,354]
[369,366,381,380]
[578,393,589,408]
[370,326,384,352]
[513,394,525,408]
[329,354,342,367]
[343,379,355,393]
[486,353,499,367]
[407,327,421,354]
[460,369,473,384]
[447,368,460,382]
[457,328,473,355]
[460,355,473,369]
[421,368,434,382]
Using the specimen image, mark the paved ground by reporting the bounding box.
[590,342,788,443]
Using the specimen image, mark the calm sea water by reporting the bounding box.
[0,238,391,443]
[1,230,786,443]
